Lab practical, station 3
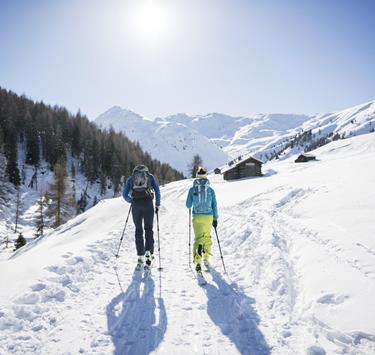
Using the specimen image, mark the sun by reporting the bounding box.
[131,1,171,45]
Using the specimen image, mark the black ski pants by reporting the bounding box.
[131,199,154,256]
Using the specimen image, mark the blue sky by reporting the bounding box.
[0,0,374,119]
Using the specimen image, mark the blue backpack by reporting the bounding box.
[192,178,212,214]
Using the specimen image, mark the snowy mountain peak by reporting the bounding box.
[96,106,144,127]
[95,110,230,175]
[102,105,140,117]
[95,100,375,175]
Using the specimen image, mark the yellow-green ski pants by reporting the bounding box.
[192,214,213,264]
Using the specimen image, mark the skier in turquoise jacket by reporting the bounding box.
[186,167,218,272]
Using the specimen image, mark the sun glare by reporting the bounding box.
[131,1,171,45]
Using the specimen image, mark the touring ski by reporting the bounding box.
[196,270,207,286]
[143,265,151,280]
[203,260,211,273]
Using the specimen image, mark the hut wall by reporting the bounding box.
[223,160,262,180]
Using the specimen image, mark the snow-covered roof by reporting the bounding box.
[299,153,316,158]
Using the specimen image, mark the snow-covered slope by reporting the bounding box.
[0,153,117,260]
[303,100,375,138]
[1,133,374,354]
[95,100,375,173]
[95,107,230,176]
[268,100,375,161]
[159,101,375,163]
[159,112,316,164]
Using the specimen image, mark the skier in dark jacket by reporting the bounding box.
[123,165,161,270]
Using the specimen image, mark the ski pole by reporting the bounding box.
[115,205,132,258]
[156,209,163,271]
[214,226,227,274]
[188,209,192,268]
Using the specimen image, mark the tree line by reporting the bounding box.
[0,87,184,231]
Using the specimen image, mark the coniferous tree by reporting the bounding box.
[0,121,4,150]
[14,188,21,233]
[34,194,46,238]
[14,232,26,250]
[21,165,26,185]
[0,86,184,206]
[76,191,88,214]
[110,149,123,195]
[4,128,20,186]
[0,154,10,204]
[25,110,40,166]
[99,172,107,195]
[71,162,76,180]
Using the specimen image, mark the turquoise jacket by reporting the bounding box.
[186,178,218,220]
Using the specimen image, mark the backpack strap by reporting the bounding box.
[193,178,209,203]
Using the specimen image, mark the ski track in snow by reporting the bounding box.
[1,134,375,354]
[0,199,271,355]
[1,192,374,354]
[220,184,375,355]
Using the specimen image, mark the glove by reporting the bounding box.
[212,220,218,228]
[155,205,160,214]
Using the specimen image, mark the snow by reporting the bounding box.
[0,133,375,354]
[95,107,230,176]
[0,152,120,258]
[95,100,375,176]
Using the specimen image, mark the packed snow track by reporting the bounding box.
[1,134,375,354]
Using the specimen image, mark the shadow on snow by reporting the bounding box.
[204,268,270,355]
[106,271,167,355]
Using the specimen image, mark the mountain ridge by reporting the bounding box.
[95,100,375,173]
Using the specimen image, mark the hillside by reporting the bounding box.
[0,88,183,254]
[95,107,230,176]
[1,133,374,354]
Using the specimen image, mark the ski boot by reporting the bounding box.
[195,263,206,285]
[144,250,154,267]
[143,251,154,278]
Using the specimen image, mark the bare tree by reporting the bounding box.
[4,233,9,249]
[46,160,67,227]
[46,159,76,227]
[55,161,66,227]
[188,154,203,178]
[28,167,38,190]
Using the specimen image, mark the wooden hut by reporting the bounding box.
[295,154,316,163]
[223,156,263,180]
